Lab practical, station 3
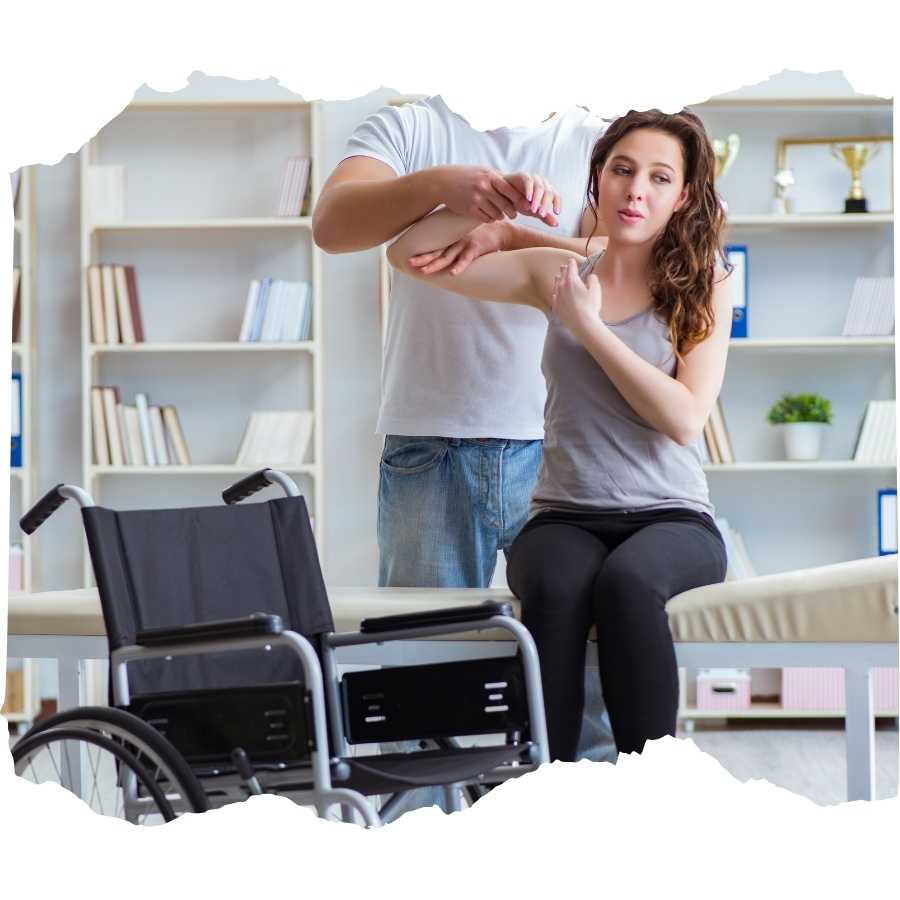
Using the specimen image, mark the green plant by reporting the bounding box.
[766,392,833,425]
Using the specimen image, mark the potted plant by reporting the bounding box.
[766,393,833,461]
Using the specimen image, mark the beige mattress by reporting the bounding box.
[6,555,897,644]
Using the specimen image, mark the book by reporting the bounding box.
[90,387,110,466]
[12,267,21,343]
[11,170,22,214]
[853,400,896,464]
[236,411,314,466]
[249,278,272,342]
[238,280,260,342]
[878,489,898,555]
[843,276,895,336]
[116,403,131,465]
[11,373,22,468]
[87,265,107,344]
[124,266,145,342]
[102,387,125,467]
[276,157,311,217]
[149,406,170,466]
[100,264,120,344]
[703,418,721,464]
[87,165,125,222]
[113,265,136,345]
[724,244,748,339]
[8,544,23,592]
[162,406,191,465]
[123,406,145,466]
[135,393,157,466]
[709,399,734,464]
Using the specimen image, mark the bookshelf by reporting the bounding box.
[684,93,896,719]
[6,166,41,727]
[79,97,325,586]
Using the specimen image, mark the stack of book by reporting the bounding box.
[8,544,23,592]
[91,387,191,467]
[713,518,756,581]
[276,156,311,217]
[11,373,22,468]
[235,411,314,466]
[87,264,145,345]
[238,279,312,342]
[842,276,895,336]
[12,267,21,342]
[700,399,734,464]
[852,400,896,464]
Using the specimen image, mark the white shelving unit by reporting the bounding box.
[79,97,325,587]
[7,166,41,727]
[675,93,896,720]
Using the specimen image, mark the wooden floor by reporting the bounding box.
[678,719,899,805]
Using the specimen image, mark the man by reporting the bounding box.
[313,96,616,799]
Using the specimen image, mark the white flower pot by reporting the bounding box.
[781,422,827,461]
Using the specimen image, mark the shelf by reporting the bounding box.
[726,213,892,229]
[14,218,22,232]
[89,464,317,476]
[729,337,894,350]
[10,468,26,480]
[90,217,312,231]
[89,342,316,355]
[127,99,312,111]
[679,702,899,720]
[11,342,25,355]
[703,462,896,473]
[696,96,892,112]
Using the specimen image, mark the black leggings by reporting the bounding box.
[506,506,727,761]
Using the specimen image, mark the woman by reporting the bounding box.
[387,108,732,762]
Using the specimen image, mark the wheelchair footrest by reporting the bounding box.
[341,656,528,744]
[339,743,531,796]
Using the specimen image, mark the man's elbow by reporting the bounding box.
[311,207,344,254]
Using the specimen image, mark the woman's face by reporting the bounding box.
[597,127,689,244]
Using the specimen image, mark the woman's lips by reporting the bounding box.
[617,210,643,224]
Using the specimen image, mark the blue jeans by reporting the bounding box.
[376,436,616,813]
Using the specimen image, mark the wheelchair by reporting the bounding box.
[12,468,549,826]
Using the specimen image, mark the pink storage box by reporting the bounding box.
[696,669,751,711]
[781,667,899,712]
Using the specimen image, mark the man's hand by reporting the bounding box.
[436,166,561,227]
[550,258,604,339]
[437,165,524,223]
[407,222,510,276]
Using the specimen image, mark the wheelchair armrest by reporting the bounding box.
[136,614,284,647]
[359,600,513,635]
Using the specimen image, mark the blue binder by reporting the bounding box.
[11,372,22,468]
[725,244,748,339]
[877,489,897,555]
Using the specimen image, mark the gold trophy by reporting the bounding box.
[830,142,881,213]
[713,133,740,179]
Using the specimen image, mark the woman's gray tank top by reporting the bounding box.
[530,250,714,519]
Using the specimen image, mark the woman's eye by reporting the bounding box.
[613,166,630,175]
[655,175,671,183]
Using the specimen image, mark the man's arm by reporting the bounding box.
[313,157,540,254]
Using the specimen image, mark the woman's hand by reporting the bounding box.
[505,171,561,227]
[550,258,603,338]
[407,222,509,276]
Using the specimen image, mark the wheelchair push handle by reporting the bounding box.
[222,468,300,504]
[20,483,95,535]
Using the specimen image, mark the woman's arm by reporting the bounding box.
[553,260,733,446]
[387,207,584,312]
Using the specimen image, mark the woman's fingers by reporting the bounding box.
[421,242,464,275]
[408,249,443,268]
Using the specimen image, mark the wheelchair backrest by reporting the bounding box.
[82,495,333,698]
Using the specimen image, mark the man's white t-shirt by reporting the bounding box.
[341,96,606,439]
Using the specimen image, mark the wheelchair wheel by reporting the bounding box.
[13,706,208,823]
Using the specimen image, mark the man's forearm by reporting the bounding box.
[503,221,607,256]
[313,167,448,253]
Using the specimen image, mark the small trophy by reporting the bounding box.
[713,133,740,180]
[771,168,795,215]
[830,142,881,213]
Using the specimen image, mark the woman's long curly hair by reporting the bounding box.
[584,108,729,362]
